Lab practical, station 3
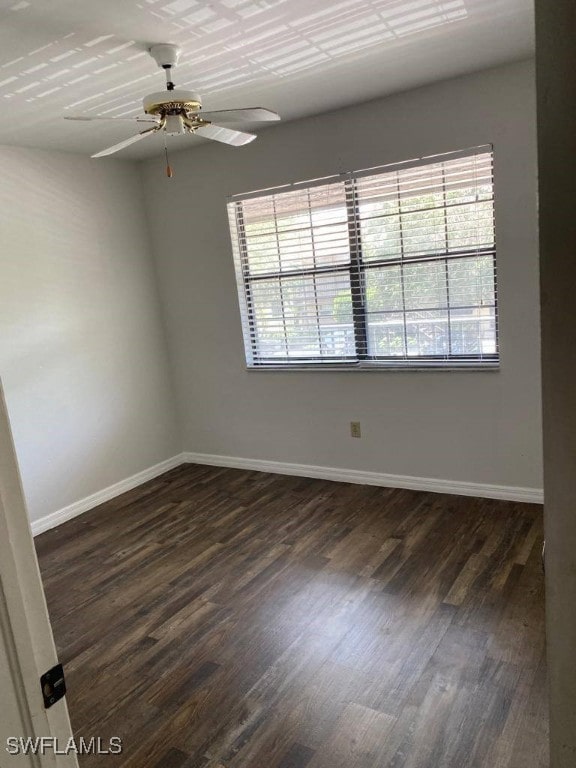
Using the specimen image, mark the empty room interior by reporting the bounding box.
[1,0,576,766]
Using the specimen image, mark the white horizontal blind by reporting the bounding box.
[228,146,497,368]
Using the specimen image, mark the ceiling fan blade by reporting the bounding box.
[195,108,280,123]
[91,125,160,158]
[193,123,256,146]
[65,115,158,123]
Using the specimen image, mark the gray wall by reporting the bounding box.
[0,148,180,524]
[536,1,576,764]
[142,60,542,493]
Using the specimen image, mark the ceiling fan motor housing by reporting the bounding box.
[143,90,202,117]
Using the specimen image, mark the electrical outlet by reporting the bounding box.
[350,421,362,438]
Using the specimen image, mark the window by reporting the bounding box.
[228,146,497,369]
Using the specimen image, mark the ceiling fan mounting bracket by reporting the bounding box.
[149,43,182,69]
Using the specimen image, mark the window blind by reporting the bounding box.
[228,146,497,368]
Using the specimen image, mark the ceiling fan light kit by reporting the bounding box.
[65,43,281,171]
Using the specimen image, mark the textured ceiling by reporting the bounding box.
[0,0,534,158]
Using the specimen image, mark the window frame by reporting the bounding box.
[228,146,499,372]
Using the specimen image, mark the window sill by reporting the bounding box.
[245,362,500,373]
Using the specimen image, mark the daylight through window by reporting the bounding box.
[228,146,497,368]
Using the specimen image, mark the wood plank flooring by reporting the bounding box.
[35,464,548,768]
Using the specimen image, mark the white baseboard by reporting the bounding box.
[182,452,544,504]
[31,454,185,537]
[31,450,543,537]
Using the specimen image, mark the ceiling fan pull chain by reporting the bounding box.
[164,133,173,178]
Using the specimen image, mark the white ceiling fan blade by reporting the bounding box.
[65,115,158,123]
[91,126,160,158]
[194,124,256,146]
[195,108,280,123]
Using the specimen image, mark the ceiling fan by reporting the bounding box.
[65,43,281,161]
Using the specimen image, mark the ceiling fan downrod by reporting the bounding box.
[163,65,175,92]
[149,43,181,93]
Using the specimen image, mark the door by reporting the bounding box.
[0,379,78,768]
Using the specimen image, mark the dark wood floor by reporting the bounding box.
[35,464,548,768]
